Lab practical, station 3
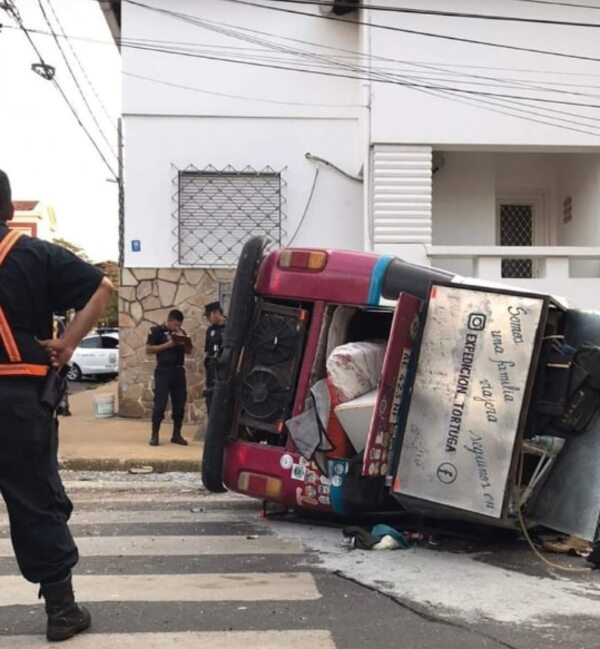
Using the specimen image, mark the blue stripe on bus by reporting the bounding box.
[367,256,394,305]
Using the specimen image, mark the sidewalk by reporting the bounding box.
[58,381,203,472]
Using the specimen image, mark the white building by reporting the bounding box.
[103,0,600,420]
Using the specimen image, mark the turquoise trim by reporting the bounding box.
[368,255,394,305]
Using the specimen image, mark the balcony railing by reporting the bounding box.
[426,246,600,310]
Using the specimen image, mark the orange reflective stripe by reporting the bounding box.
[0,363,49,377]
[0,230,23,266]
[0,307,21,362]
[0,231,25,364]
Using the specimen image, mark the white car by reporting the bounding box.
[67,332,119,381]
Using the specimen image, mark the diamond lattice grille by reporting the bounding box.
[177,166,283,267]
[500,203,533,279]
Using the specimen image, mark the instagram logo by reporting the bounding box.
[467,313,486,331]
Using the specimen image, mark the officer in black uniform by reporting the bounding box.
[146,309,192,446]
[203,301,226,414]
[0,170,113,641]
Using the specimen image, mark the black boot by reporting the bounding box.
[150,421,160,446]
[171,422,188,445]
[39,573,91,642]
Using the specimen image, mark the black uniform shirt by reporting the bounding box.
[204,323,225,361]
[147,324,185,367]
[0,223,105,368]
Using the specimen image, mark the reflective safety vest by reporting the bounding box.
[0,229,49,378]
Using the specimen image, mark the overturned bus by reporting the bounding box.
[201,237,600,550]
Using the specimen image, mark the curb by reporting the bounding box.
[59,458,201,472]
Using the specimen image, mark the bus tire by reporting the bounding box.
[201,236,269,493]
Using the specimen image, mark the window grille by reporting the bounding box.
[175,165,284,267]
[499,203,533,279]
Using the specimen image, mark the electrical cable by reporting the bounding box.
[287,168,319,246]
[117,3,600,136]
[121,2,600,113]
[267,0,600,28]
[517,508,593,573]
[124,66,600,135]
[123,71,366,107]
[516,454,592,574]
[9,21,600,89]
[36,0,118,160]
[2,0,118,180]
[305,153,362,182]
[45,0,117,129]
[216,0,600,64]
[7,4,600,135]
[509,0,600,9]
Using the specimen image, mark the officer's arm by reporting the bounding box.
[41,277,114,367]
[146,340,175,355]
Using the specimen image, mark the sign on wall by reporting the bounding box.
[393,285,544,518]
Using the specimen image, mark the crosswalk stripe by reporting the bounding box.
[0,630,337,649]
[0,572,320,606]
[0,535,302,557]
[0,510,260,526]
[0,536,303,557]
[61,480,210,491]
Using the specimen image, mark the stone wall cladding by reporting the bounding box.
[118,267,235,425]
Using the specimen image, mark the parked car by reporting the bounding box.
[67,332,119,381]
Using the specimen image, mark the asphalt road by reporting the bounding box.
[0,473,597,648]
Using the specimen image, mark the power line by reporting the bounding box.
[2,0,118,179]
[35,0,117,160]
[126,68,600,135]
[123,71,365,107]
[7,3,600,136]
[116,3,600,136]
[214,0,600,63]
[508,0,600,9]
[10,21,600,82]
[45,0,117,129]
[30,18,600,102]
[122,2,600,111]
[266,0,600,28]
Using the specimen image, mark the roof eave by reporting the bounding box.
[99,0,121,49]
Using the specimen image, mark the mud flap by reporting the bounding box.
[201,237,269,493]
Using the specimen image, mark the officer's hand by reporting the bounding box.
[39,339,75,367]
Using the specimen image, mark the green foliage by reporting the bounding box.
[98,289,119,327]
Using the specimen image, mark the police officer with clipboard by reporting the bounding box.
[0,170,113,641]
[146,309,193,446]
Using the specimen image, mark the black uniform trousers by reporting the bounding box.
[0,381,78,584]
[204,360,216,415]
[152,365,187,427]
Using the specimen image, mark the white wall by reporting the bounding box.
[432,152,495,245]
[121,0,365,268]
[123,116,363,267]
[432,151,600,248]
[122,0,362,119]
[556,153,600,276]
[556,154,600,245]
[363,1,600,148]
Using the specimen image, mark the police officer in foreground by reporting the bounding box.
[0,170,113,641]
[203,301,226,414]
[146,309,192,446]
